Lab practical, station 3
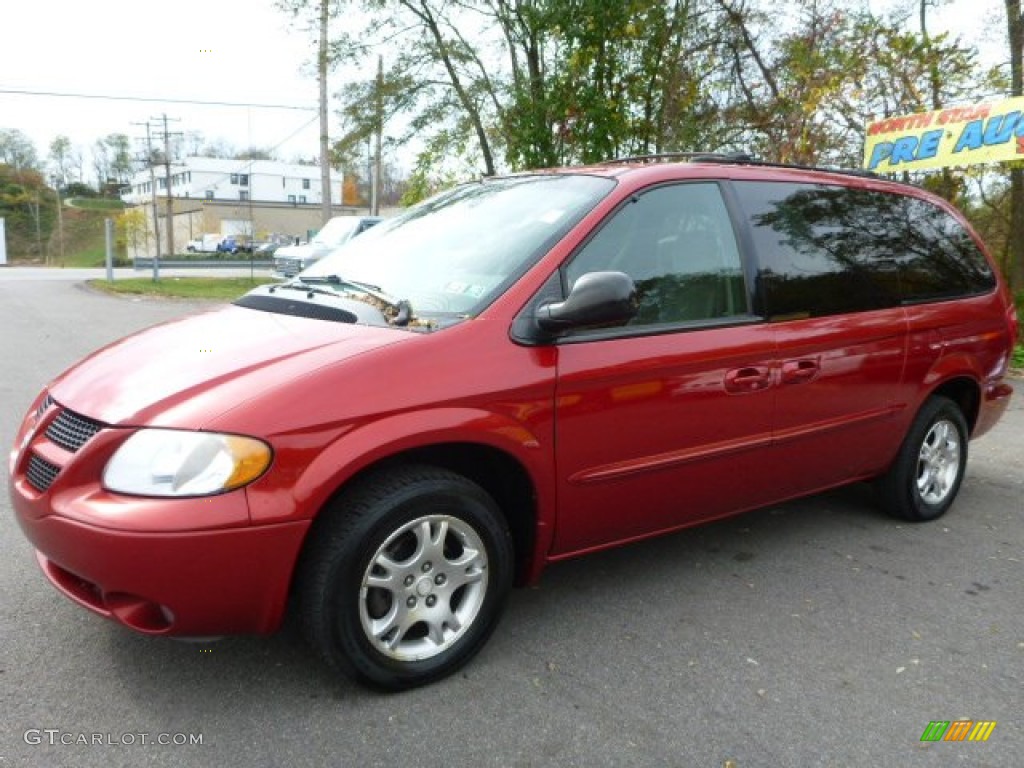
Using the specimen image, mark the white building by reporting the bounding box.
[122,156,342,206]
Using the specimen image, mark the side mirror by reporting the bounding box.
[536,271,637,333]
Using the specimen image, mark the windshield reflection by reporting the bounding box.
[302,175,615,318]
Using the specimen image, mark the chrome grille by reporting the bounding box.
[46,408,105,453]
[26,455,61,493]
[274,258,302,277]
[36,393,54,419]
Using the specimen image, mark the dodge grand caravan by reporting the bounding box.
[9,155,1017,689]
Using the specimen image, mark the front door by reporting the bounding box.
[551,182,776,556]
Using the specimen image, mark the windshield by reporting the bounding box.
[302,174,616,318]
[312,217,362,246]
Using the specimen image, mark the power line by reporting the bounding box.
[0,87,315,111]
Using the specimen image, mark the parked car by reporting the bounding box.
[254,241,280,257]
[273,216,382,277]
[185,233,223,253]
[9,155,1017,691]
[253,234,296,258]
[216,236,251,254]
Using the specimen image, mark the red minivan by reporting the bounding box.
[8,156,1018,689]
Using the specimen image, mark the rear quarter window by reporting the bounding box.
[898,196,996,303]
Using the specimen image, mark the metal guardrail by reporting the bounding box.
[132,259,273,270]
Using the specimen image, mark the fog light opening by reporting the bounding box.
[105,593,174,633]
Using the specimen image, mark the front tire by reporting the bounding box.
[298,465,513,690]
[876,396,969,522]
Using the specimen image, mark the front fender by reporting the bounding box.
[246,406,555,529]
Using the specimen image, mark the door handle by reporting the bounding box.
[781,358,819,384]
[724,366,772,393]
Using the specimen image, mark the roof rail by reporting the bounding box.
[703,156,881,180]
[600,151,882,181]
[600,152,754,165]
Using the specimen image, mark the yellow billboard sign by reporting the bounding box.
[864,98,1024,172]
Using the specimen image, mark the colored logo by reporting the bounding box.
[920,720,997,742]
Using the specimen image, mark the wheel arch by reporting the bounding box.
[297,442,541,590]
[928,375,981,435]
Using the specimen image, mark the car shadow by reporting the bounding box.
[98,481,894,704]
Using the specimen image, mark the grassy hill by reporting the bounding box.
[20,199,129,268]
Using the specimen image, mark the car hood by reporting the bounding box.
[275,242,331,259]
[48,303,411,428]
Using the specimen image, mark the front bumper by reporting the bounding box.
[273,258,303,278]
[14,508,308,635]
[8,395,309,636]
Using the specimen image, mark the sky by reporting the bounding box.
[1,0,343,174]
[0,0,1009,182]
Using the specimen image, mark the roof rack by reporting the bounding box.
[600,152,881,181]
[600,152,754,165]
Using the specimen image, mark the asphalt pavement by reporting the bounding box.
[1,269,1021,768]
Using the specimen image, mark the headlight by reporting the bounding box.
[103,429,272,497]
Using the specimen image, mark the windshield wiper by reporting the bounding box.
[299,274,383,293]
[291,274,415,327]
[271,281,344,301]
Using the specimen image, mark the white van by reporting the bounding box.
[273,216,382,277]
[185,233,224,253]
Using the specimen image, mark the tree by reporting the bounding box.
[342,172,363,205]
[277,0,347,222]
[711,0,1001,171]
[499,0,721,166]
[317,0,1010,246]
[331,0,732,176]
[105,133,134,184]
[1006,0,1024,290]
[329,58,416,204]
[235,147,279,161]
[117,207,149,260]
[63,182,95,198]
[92,138,111,189]
[201,138,237,158]
[0,163,56,260]
[0,130,47,258]
[48,135,74,189]
[716,0,854,163]
[0,128,40,171]
[401,142,463,205]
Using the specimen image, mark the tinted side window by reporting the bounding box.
[565,183,748,327]
[735,182,903,319]
[899,197,995,302]
[735,181,996,320]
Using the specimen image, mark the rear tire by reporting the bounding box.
[876,396,969,522]
[297,465,513,690]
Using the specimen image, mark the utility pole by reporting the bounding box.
[154,114,182,258]
[366,136,372,216]
[31,191,43,261]
[1007,0,1024,290]
[52,178,65,266]
[372,54,383,217]
[318,0,332,224]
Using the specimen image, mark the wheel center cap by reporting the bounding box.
[415,578,433,597]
